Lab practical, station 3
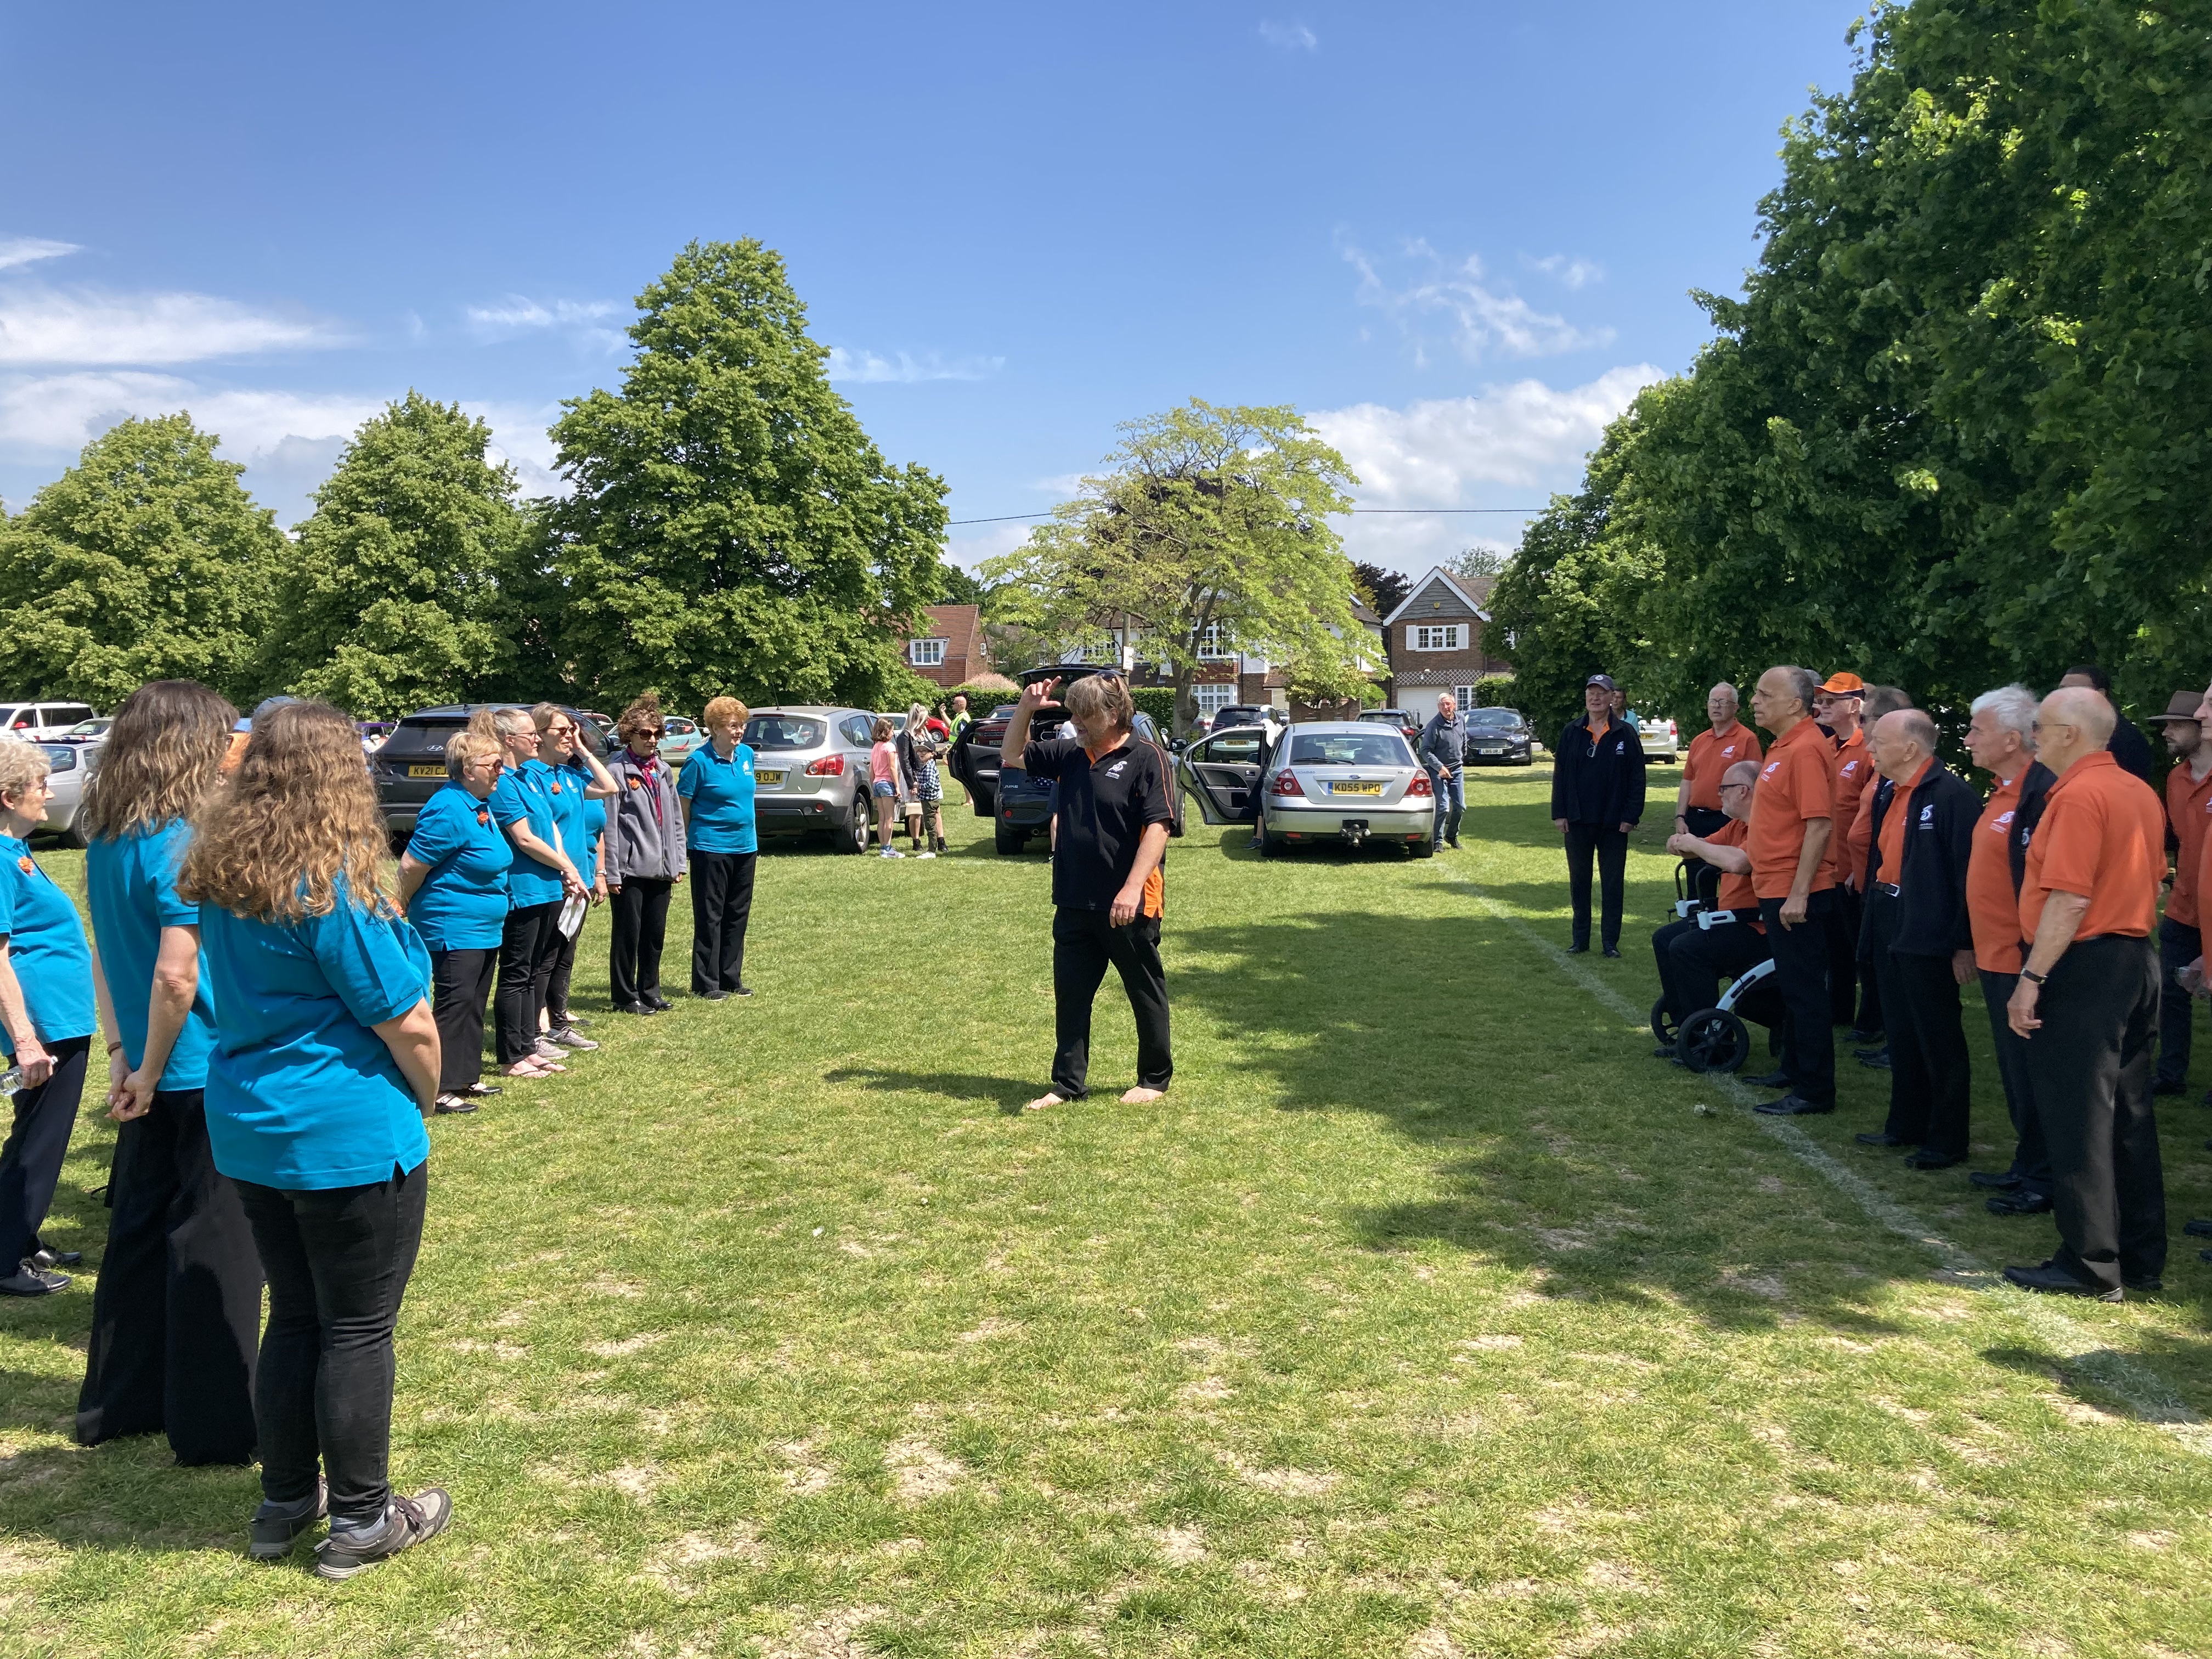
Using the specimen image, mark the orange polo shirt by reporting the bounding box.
[1967,771,2026,973]
[1831,728,1873,844]
[1708,817,1762,928]
[2198,797,2212,964]
[1748,718,1838,900]
[2164,758,2212,928]
[1871,758,1932,887]
[1683,724,1763,812]
[2018,751,2163,942]
[1841,770,1878,887]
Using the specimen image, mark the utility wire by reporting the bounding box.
[947,506,1543,526]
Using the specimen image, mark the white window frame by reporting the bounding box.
[909,638,946,667]
[1454,685,1477,709]
[1192,683,1237,715]
[1196,622,1232,659]
[1409,624,1465,651]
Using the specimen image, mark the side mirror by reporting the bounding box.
[1169,739,1188,755]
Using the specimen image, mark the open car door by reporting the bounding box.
[1177,727,1266,825]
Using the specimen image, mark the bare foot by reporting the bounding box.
[1023,1092,1068,1111]
[1119,1086,1166,1105]
[505,1060,550,1078]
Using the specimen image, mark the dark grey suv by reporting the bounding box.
[370,704,608,842]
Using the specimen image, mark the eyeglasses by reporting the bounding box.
[1719,782,1751,794]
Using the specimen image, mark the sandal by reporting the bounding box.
[505,1059,552,1079]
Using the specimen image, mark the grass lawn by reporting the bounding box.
[4,761,2211,1657]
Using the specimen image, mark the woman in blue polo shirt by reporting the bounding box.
[677,695,758,999]
[0,740,108,1299]
[178,701,452,1581]
[397,729,513,1115]
[541,740,611,1049]
[74,680,261,1462]
[484,707,579,1079]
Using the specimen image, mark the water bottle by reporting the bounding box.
[0,1064,22,1096]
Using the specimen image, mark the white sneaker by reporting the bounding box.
[879,848,905,858]
[914,850,937,859]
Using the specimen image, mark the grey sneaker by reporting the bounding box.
[249,1480,326,1560]
[548,1026,599,1051]
[312,1487,453,1581]
[533,1038,566,1060]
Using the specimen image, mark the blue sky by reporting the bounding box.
[0,2,1860,578]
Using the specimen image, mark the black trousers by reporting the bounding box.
[1866,898,1971,1157]
[0,1033,89,1267]
[1659,915,1769,1022]
[1562,822,1629,950]
[1681,808,1727,909]
[2022,934,2164,1290]
[2155,913,2197,1088]
[75,1089,261,1464]
[1759,889,1836,1104]
[1827,883,1865,1026]
[690,850,757,994]
[609,877,674,1007]
[1979,968,2052,1195]
[1051,907,1172,1098]
[545,924,580,1025]
[494,901,561,1064]
[235,1160,428,1530]
[428,947,495,1093]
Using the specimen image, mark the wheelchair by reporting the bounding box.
[1649,859,1782,1075]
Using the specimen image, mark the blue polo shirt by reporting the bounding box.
[86,821,217,1088]
[198,877,432,1190]
[678,743,758,854]
[404,783,514,951]
[490,760,564,910]
[538,758,588,882]
[566,759,608,879]
[0,834,97,1058]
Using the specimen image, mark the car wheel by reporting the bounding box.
[994,820,1028,855]
[830,791,867,854]
[1410,835,1436,859]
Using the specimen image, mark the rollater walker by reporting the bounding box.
[1650,857,1785,1074]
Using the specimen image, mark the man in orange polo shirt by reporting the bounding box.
[1745,665,1839,1115]
[1837,685,1911,1062]
[2004,686,2167,1299]
[1654,760,1767,1049]
[1816,673,1875,1030]
[1672,683,1761,907]
[2149,691,2212,1095]
[1961,684,2055,1215]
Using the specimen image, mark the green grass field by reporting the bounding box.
[4,761,2210,1657]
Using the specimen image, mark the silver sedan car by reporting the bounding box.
[742,706,879,853]
[1177,720,1436,856]
[33,740,94,847]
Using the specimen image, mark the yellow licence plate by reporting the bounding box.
[755,770,785,786]
[1331,780,1383,795]
[408,764,444,778]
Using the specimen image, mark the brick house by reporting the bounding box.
[900,605,991,687]
[1381,568,1504,720]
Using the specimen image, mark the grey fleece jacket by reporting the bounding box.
[603,746,688,881]
[1418,713,1466,774]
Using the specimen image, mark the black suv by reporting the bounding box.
[371,704,610,843]
[952,665,1182,855]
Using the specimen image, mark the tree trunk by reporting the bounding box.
[1172,662,1197,738]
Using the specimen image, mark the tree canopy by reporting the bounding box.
[546,239,949,713]
[0,415,285,708]
[1498,0,2212,733]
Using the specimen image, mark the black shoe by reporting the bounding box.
[31,1244,81,1268]
[1652,1045,1680,1060]
[1987,1188,2053,1216]
[701,989,729,1002]
[2124,1275,2163,1294]
[0,1262,67,1296]
[432,1095,478,1115]
[2002,1261,2119,1301]
[1852,1045,1887,1061]
[730,985,754,997]
[564,1015,591,1029]
[2153,1078,2186,1097]
[617,1001,662,1016]
[646,993,673,1011]
[1754,1094,1834,1116]
[249,1481,327,1560]
[312,1488,453,1582]
[1847,1028,1884,1046]
[1446,837,1462,849]
[1903,1148,1963,1170]
[1854,1132,1908,1147]
[2182,1218,2212,1238]
[1743,1069,1791,1090]
[1601,946,1622,959]
[1858,1049,1892,1070]
[2201,1248,2212,1265]
[1970,1170,2022,1190]
[1565,943,1590,955]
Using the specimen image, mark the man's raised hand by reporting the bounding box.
[1020,678,1061,712]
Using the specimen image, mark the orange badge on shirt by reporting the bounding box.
[15,856,31,873]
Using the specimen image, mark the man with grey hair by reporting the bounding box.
[1745,665,1840,1114]
[1418,692,1466,849]
[1851,708,1979,1166]
[1961,684,2056,1214]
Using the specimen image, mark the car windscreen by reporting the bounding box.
[1465,709,1522,730]
[38,743,77,771]
[381,717,469,756]
[1289,733,1413,768]
[745,715,826,751]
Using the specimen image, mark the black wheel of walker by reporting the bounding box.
[1677,1007,1750,1074]
[1649,996,1679,1046]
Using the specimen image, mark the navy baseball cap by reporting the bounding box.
[1585,674,1618,692]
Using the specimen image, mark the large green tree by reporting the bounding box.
[546,239,948,711]
[265,392,532,717]
[984,400,1368,731]
[0,415,284,707]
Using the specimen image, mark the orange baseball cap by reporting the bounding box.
[1817,672,1865,695]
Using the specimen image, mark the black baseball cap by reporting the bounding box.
[1585,674,1618,692]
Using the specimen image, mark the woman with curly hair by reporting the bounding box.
[74,680,262,1464]
[602,693,687,1015]
[179,700,452,1581]
[677,695,759,997]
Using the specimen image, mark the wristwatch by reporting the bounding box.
[2021,967,2047,985]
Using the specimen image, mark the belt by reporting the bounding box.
[1872,882,1902,898]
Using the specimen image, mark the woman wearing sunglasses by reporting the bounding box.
[602,693,687,1015]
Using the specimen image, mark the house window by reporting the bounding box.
[1197,622,1231,659]
[909,638,946,667]
[1193,684,1235,716]
[1454,685,1477,709]
[1410,624,1464,651]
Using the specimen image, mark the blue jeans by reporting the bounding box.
[1430,767,1464,843]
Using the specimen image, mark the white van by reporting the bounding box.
[0,699,100,740]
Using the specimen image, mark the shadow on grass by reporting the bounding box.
[823,1066,1038,1114]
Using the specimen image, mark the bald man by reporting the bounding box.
[2002,686,2166,1299]
[1674,683,1762,906]
[1850,709,1978,1167]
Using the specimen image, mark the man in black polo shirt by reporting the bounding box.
[1002,672,1174,1111]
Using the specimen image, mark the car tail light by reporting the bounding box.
[1268,770,1302,797]
[804,754,844,776]
[1406,771,1434,798]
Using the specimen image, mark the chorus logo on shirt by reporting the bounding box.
[1991,809,2015,833]
[1104,760,1128,777]
[1720,745,1738,759]
[1919,804,1934,824]
[1761,760,1782,780]
[1841,760,1861,777]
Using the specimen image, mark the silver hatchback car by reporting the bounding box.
[1177,720,1435,856]
[742,706,879,853]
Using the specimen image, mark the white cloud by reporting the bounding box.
[0,238,80,273]
[1259,20,1318,50]
[464,295,626,353]
[825,346,1003,384]
[1308,364,1663,572]
[0,286,338,365]
[1524,252,1602,290]
[1344,238,1613,364]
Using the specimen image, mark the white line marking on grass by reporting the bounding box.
[1452,878,2206,1438]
